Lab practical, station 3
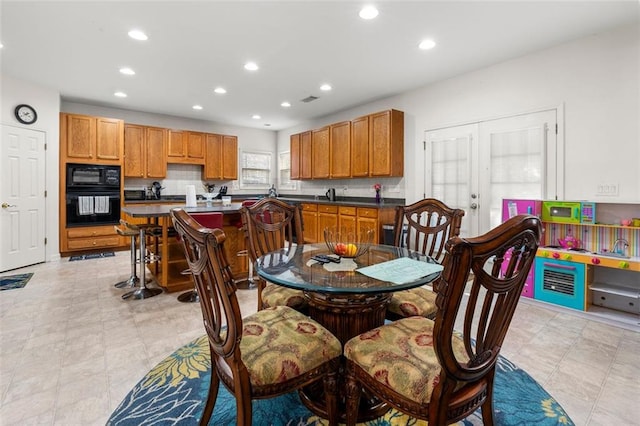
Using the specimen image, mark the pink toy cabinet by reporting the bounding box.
[502,199,542,298]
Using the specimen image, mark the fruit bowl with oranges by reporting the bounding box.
[324,227,373,258]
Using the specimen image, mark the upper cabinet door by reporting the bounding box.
[203,133,223,180]
[145,127,167,178]
[330,121,351,178]
[300,131,312,179]
[369,109,404,177]
[64,114,96,160]
[351,115,369,177]
[222,135,238,180]
[167,129,186,160]
[290,133,301,180]
[124,124,145,177]
[312,126,330,179]
[186,131,205,163]
[95,117,123,162]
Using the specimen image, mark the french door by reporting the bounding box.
[425,109,559,237]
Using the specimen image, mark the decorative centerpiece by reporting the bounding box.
[373,183,382,204]
[324,227,373,258]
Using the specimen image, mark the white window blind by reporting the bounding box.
[278,151,296,190]
[240,151,271,189]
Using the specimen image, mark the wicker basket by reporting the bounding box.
[324,227,373,258]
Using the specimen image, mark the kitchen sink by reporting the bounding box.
[595,251,630,259]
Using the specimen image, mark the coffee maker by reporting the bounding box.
[325,188,336,201]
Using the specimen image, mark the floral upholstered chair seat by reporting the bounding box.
[261,282,308,311]
[221,305,340,385]
[344,316,468,404]
[387,286,437,319]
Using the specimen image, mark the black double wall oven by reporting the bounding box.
[66,163,121,227]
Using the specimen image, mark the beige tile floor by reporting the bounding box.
[0,252,639,425]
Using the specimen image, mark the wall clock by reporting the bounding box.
[14,104,38,125]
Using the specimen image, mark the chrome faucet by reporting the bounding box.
[611,238,629,256]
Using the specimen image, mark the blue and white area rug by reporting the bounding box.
[0,273,33,291]
[108,335,573,425]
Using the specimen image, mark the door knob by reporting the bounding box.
[1,203,17,209]
[470,203,478,209]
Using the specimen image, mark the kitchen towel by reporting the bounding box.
[185,185,197,207]
[94,196,110,214]
[78,196,94,215]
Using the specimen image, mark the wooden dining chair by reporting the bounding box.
[240,198,308,312]
[343,214,542,426]
[171,208,341,426]
[386,198,465,320]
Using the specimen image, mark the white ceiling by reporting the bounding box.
[2,1,638,130]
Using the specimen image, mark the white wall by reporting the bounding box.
[61,101,277,196]
[1,74,61,261]
[278,23,640,204]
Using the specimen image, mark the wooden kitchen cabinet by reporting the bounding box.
[290,133,300,180]
[62,225,122,254]
[357,207,379,244]
[60,113,123,164]
[124,124,167,178]
[312,127,330,179]
[369,109,404,177]
[167,129,204,164]
[351,115,370,177]
[330,121,351,178]
[301,203,318,243]
[317,205,338,241]
[203,133,238,180]
[338,206,357,235]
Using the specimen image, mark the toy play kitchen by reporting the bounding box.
[504,199,640,319]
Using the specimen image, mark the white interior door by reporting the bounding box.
[1,125,46,272]
[425,109,558,237]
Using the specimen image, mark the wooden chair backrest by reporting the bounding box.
[170,208,244,369]
[239,198,303,264]
[432,214,541,399]
[394,198,465,262]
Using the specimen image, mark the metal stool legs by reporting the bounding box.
[115,232,139,288]
[122,226,163,300]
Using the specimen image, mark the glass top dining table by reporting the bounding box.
[255,243,442,295]
[255,243,443,422]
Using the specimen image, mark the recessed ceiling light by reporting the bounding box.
[320,84,332,91]
[252,114,261,120]
[419,39,436,50]
[281,101,291,108]
[359,6,379,20]
[114,91,127,98]
[192,105,203,110]
[128,30,148,41]
[244,62,259,71]
[0,42,4,49]
[213,87,227,94]
[119,67,135,76]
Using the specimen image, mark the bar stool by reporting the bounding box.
[177,212,224,303]
[113,220,141,288]
[236,200,258,289]
[122,223,163,300]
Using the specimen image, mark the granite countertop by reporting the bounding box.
[125,194,405,208]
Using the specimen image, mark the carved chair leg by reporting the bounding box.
[323,369,339,426]
[481,371,496,426]
[200,363,219,426]
[344,366,362,426]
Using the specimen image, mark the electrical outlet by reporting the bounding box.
[596,183,619,196]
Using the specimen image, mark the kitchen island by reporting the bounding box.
[122,202,248,293]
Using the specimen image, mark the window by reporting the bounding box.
[240,150,272,189]
[278,151,296,190]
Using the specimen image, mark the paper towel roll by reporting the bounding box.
[185,185,197,207]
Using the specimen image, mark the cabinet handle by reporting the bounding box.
[542,262,576,271]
